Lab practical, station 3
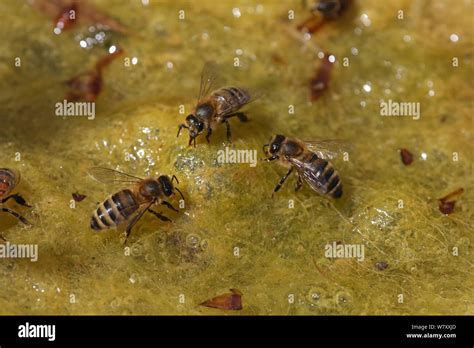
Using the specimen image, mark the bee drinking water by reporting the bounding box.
[88,167,184,241]
[177,62,255,146]
[262,135,349,198]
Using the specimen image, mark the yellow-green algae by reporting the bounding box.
[0,0,472,315]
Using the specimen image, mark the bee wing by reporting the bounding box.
[303,139,352,160]
[88,167,143,185]
[116,200,153,229]
[198,61,221,101]
[288,157,328,195]
[217,87,262,118]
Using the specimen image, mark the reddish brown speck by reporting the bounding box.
[375,261,388,270]
[310,53,334,101]
[199,289,243,310]
[72,192,87,202]
[400,148,413,165]
[438,188,464,215]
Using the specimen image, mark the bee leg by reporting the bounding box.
[224,119,232,143]
[227,112,248,123]
[124,206,149,242]
[272,167,294,197]
[206,128,212,143]
[295,175,303,192]
[0,208,31,225]
[161,201,179,212]
[147,209,173,222]
[1,194,32,207]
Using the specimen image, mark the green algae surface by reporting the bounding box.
[0,0,472,315]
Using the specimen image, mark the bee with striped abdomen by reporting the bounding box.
[88,167,184,241]
[177,62,255,147]
[0,168,31,226]
[263,135,349,199]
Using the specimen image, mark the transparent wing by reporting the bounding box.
[288,157,328,195]
[303,139,352,160]
[88,167,143,185]
[116,201,152,229]
[198,61,220,101]
[216,86,263,118]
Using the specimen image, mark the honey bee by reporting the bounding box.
[88,167,184,241]
[263,135,350,198]
[177,62,255,146]
[0,168,31,225]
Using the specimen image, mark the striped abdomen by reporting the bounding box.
[310,156,343,198]
[212,87,251,116]
[90,189,139,231]
[0,168,17,198]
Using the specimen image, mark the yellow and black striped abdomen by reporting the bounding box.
[90,189,139,231]
[212,86,251,116]
[310,156,343,199]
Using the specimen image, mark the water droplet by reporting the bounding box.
[232,8,241,18]
[360,13,371,27]
[449,33,459,42]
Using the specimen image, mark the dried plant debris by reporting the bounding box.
[375,261,388,270]
[199,288,243,310]
[438,188,464,215]
[72,192,87,202]
[310,53,334,101]
[31,0,128,34]
[65,46,123,101]
[400,148,414,165]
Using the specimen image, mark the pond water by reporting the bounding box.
[0,0,472,315]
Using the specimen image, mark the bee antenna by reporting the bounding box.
[171,175,179,185]
[174,187,185,201]
[177,124,188,138]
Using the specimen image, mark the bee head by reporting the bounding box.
[158,175,174,197]
[186,114,205,138]
[268,134,286,155]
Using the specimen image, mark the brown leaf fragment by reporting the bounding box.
[438,188,464,215]
[31,0,128,34]
[400,148,413,165]
[65,47,123,102]
[199,289,243,310]
[72,192,87,202]
[297,14,325,34]
[310,53,334,101]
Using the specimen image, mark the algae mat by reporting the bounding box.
[0,0,472,315]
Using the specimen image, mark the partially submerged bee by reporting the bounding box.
[263,135,349,198]
[177,62,254,146]
[0,168,31,225]
[88,167,184,241]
